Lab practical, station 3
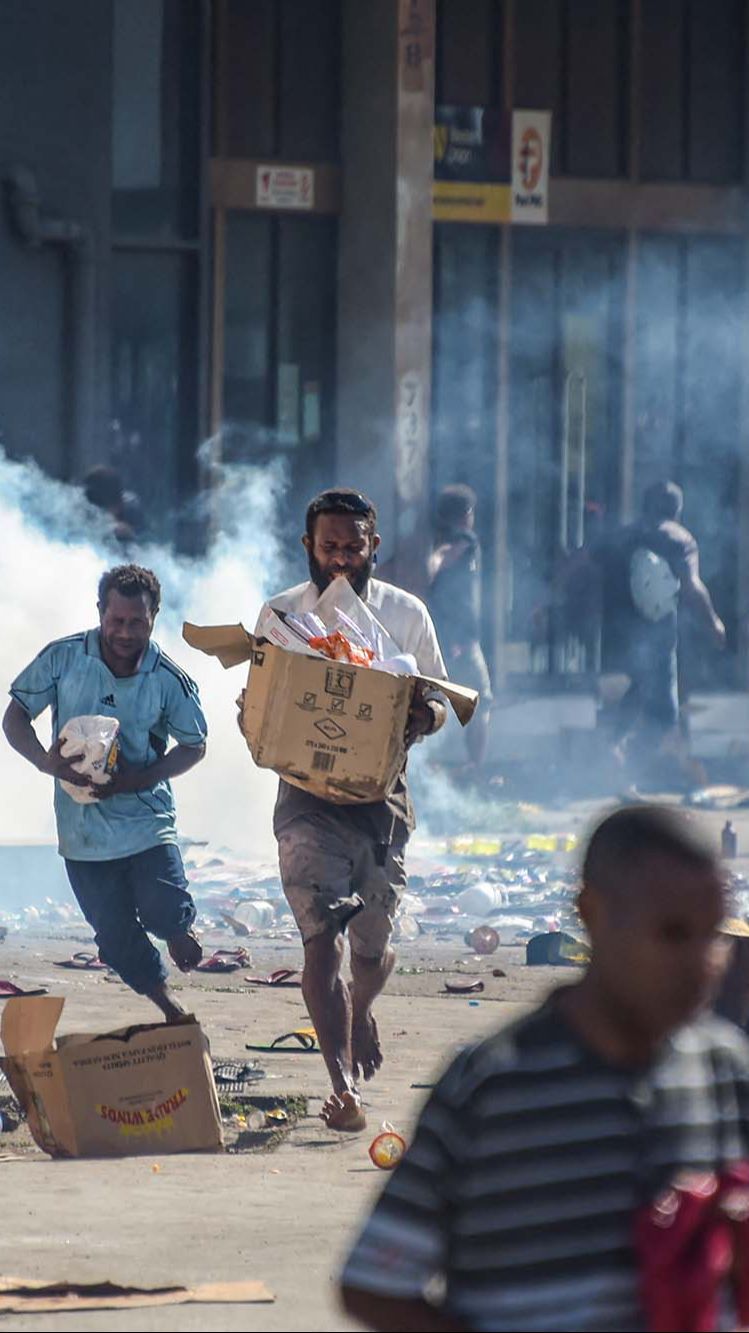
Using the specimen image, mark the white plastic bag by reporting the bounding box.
[313,578,402,660]
[371,653,418,676]
[58,715,120,804]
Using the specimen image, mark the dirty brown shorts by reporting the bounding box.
[277,812,407,959]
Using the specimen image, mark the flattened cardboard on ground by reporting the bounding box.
[0,997,223,1158]
[0,1277,274,1313]
[183,621,478,804]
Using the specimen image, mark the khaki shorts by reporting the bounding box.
[277,812,407,959]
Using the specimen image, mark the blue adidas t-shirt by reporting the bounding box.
[10,630,207,862]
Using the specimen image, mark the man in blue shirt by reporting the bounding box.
[3,564,208,1022]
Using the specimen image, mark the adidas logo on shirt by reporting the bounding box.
[100,694,116,707]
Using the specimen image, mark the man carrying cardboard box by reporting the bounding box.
[247,489,448,1132]
[3,564,208,1023]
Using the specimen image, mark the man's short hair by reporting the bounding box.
[435,484,477,533]
[583,805,717,891]
[305,488,377,540]
[98,564,161,614]
[643,480,683,523]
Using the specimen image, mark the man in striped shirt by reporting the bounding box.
[341,805,749,1332]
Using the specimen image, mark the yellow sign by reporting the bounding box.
[432,180,511,225]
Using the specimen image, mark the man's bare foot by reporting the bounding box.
[352,1011,383,1082]
[167,930,202,972]
[320,1090,367,1132]
[146,984,191,1024]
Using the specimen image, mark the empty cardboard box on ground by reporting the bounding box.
[182,621,477,804]
[0,997,223,1158]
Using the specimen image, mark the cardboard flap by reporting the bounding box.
[183,620,478,724]
[419,675,479,727]
[182,622,255,669]
[56,1016,199,1050]
[0,996,64,1057]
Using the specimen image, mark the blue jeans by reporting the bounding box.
[65,844,195,994]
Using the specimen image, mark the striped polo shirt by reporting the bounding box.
[341,1000,749,1331]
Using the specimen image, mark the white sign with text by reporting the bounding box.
[256,166,314,211]
[511,110,551,225]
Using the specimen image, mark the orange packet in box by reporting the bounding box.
[308,631,374,667]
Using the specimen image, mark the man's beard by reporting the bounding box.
[307,552,374,597]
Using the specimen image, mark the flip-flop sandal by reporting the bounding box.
[0,980,49,998]
[246,1028,320,1054]
[196,948,250,973]
[244,968,301,988]
[444,979,485,995]
[212,1060,266,1088]
[53,952,107,971]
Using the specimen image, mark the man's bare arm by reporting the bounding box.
[407,686,448,745]
[93,741,206,799]
[680,558,726,646]
[2,698,89,785]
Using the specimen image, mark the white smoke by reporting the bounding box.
[0,449,285,859]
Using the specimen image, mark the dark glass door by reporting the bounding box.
[507,228,626,681]
[211,210,338,524]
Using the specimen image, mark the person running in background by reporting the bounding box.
[428,485,491,770]
[341,805,747,1332]
[595,480,725,789]
[3,564,207,1022]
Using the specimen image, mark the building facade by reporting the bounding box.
[2,0,748,698]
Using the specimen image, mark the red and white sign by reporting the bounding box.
[256,166,314,211]
[511,110,551,225]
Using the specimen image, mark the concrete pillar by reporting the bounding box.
[336,0,435,581]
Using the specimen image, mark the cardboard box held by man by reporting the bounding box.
[184,576,477,803]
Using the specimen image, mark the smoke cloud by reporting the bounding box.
[0,448,285,859]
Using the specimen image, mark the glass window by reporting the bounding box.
[634,236,681,484]
[681,237,743,675]
[110,252,199,540]
[432,224,498,493]
[432,224,499,664]
[277,217,337,452]
[633,235,744,685]
[220,212,337,471]
[507,229,626,674]
[112,0,201,237]
[221,214,273,455]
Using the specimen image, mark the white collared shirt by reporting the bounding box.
[256,578,447,681]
